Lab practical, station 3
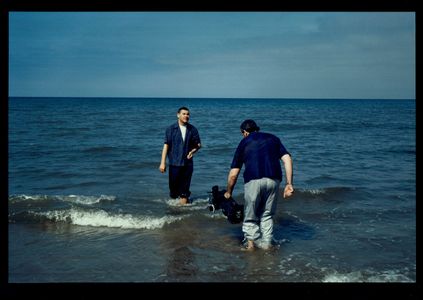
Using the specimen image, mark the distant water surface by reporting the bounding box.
[8,97,415,283]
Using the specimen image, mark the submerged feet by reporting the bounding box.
[240,240,256,252]
[260,244,274,251]
[179,197,189,205]
[240,240,275,252]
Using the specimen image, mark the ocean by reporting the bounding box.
[7,97,416,283]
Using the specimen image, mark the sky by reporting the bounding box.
[9,12,415,99]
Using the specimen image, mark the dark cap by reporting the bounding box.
[240,119,260,133]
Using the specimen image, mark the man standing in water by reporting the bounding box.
[224,119,294,251]
[159,107,201,205]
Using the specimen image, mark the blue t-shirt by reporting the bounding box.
[230,132,290,183]
[164,122,201,166]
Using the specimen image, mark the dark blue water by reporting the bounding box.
[8,97,415,282]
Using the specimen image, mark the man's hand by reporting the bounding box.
[283,184,294,198]
[159,163,166,173]
[187,149,196,159]
[224,192,232,199]
[187,144,201,159]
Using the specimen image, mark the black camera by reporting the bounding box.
[208,185,244,224]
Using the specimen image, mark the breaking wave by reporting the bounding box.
[9,194,116,205]
[11,207,183,230]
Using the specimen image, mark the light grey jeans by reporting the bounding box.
[243,177,280,247]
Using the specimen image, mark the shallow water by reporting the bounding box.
[8,97,415,282]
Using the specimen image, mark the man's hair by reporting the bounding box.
[240,119,260,133]
[178,106,190,113]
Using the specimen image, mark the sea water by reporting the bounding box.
[8,97,415,283]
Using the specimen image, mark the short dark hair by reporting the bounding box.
[178,106,189,113]
[240,119,260,133]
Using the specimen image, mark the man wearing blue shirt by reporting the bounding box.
[224,119,294,251]
[159,107,201,205]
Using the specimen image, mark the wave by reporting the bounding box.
[304,174,342,184]
[9,194,116,205]
[11,207,183,230]
[322,269,415,283]
[292,186,355,200]
[164,197,210,211]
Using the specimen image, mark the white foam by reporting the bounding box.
[323,270,414,282]
[367,270,415,282]
[32,208,183,229]
[164,197,210,211]
[9,194,116,205]
[285,269,296,275]
[307,189,326,195]
[323,271,363,282]
[205,211,227,220]
[9,194,49,202]
[58,194,116,205]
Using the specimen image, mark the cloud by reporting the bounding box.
[9,12,415,99]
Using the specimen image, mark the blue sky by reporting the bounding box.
[9,12,415,99]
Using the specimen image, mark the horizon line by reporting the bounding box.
[8,96,415,101]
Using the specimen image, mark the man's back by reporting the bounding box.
[231,132,289,183]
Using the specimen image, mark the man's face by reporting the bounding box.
[177,109,190,124]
